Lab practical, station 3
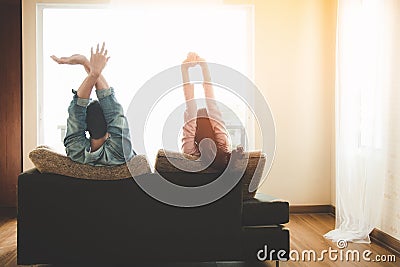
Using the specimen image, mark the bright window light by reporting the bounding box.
[39,4,254,164]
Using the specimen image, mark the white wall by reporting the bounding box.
[226,0,337,205]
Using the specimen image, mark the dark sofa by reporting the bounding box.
[17,169,289,266]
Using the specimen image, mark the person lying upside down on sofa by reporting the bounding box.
[180,52,243,170]
[51,42,135,166]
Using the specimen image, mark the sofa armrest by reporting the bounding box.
[243,193,289,226]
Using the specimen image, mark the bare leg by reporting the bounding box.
[180,53,200,155]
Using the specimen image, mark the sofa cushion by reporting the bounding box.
[154,149,219,174]
[29,146,151,180]
[242,193,289,225]
[155,149,266,199]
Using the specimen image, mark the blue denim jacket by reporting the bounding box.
[64,87,136,166]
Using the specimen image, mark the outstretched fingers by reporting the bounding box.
[50,55,61,63]
[50,55,70,64]
[104,49,110,61]
[88,42,110,76]
[92,42,108,55]
[100,42,105,54]
[99,42,109,60]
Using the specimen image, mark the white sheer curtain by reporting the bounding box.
[325,0,399,243]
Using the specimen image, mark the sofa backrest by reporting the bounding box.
[155,149,266,199]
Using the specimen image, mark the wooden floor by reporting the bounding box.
[0,212,398,267]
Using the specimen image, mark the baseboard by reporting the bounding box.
[371,228,400,257]
[289,204,334,214]
[292,204,399,257]
[329,205,335,216]
[0,207,17,218]
[328,205,399,256]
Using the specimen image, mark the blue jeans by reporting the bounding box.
[64,87,135,166]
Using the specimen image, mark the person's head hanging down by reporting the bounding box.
[194,108,231,170]
[86,100,107,139]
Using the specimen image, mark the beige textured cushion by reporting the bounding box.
[29,146,151,180]
[155,149,266,199]
[155,149,219,174]
[240,151,266,200]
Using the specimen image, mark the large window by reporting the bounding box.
[38,3,254,164]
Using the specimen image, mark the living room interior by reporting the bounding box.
[0,0,399,266]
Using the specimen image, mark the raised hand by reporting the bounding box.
[89,42,110,77]
[50,54,89,66]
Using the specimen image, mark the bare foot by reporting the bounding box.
[50,54,89,66]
